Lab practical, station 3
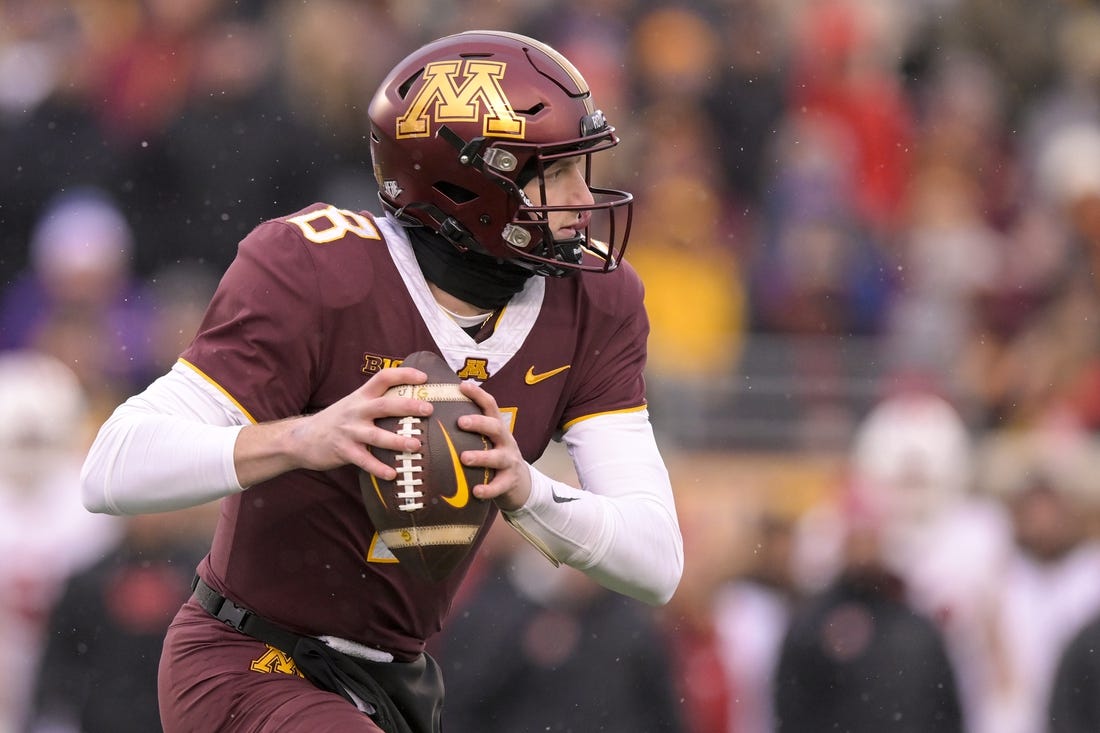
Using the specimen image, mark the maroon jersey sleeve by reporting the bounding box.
[181,206,383,421]
[181,219,319,421]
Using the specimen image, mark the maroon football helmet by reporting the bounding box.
[368,30,633,276]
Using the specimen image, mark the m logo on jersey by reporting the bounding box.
[396,60,524,140]
[457,357,490,381]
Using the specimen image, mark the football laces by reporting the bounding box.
[394,416,424,511]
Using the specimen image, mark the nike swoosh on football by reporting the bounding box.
[525,364,571,385]
[551,488,580,503]
[437,422,470,508]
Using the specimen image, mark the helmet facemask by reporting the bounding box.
[456,110,633,277]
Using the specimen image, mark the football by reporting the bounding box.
[359,350,494,582]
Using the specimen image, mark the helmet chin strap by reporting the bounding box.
[531,234,584,277]
[386,200,480,253]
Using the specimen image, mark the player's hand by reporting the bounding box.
[234,366,435,487]
[456,380,532,511]
[301,366,436,479]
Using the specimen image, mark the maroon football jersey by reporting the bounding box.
[181,203,648,660]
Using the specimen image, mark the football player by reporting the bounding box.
[81,30,683,733]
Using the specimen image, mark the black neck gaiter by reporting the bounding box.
[408,227,533,310]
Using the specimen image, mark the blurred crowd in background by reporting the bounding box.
[4,0,1100,731]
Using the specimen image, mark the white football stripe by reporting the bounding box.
[378,525,481,548]
[385,383,469,402]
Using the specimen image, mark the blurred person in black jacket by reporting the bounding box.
[774,498,963,733]
[1050,610,1100,733]
[25,510,212,733]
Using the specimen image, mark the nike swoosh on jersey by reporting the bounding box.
[525,364,571,385]
[438,422,470,508]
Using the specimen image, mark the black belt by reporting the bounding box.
[191,575,303,654]
[190,576,438,733]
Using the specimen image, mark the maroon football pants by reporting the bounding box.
[158,600,385,732]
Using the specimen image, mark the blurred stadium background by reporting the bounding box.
[4,0,1100,731]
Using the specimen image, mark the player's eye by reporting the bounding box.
[545,158,581,181]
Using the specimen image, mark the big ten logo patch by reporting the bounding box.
[362,354,406,376]
[250,645,304,677]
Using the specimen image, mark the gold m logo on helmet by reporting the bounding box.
[396,60,524,140]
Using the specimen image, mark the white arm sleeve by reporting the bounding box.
[501,411,683,606]
[81,361,247,515]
